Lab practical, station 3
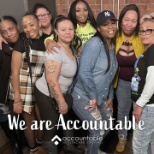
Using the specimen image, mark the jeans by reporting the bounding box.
[72,91,112,154]
[133,106,154,154]
[116,79,132,138]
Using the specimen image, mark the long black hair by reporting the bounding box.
[118,4,140,37]
[68,0,97,30]
[22,12,39,84]
[93,30,114,72]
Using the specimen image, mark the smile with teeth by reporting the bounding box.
[29,33,34,36]
[108,31,114,34]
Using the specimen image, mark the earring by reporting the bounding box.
[39,29,43,37]
[54,34,58,41]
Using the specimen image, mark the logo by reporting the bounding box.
[51,135,62,145]
[104,11,110,17]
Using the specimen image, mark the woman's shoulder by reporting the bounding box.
[146,44,154,54]
[85,36,101,44]
[13,37,25,53]
[45,48,63,62]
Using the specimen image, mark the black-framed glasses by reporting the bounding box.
[37,13,50,19]
[139,29,154,35]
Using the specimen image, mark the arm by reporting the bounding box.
[133,66,154,123]
[0,35,8,50]
[44,35,60,53]
[105,84,114,112]
[78,38,101,111]
[45,60,68,114]
[79,38,101,100]
[11,50,23,114]
[108,84,114,100]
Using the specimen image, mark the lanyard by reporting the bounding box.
[134,54,144,72]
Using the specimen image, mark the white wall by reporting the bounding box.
[0,0,28,30]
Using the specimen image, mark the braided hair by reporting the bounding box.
[21,12,38,84]
[22,33,33,85]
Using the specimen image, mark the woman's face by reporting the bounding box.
[140,20,154,46]
[22,15,40,39]
[55,20,74,43]
[75,1,88,26]
[0,20,19,43]
[36,8,51,28]
[122,10,138,37]
[98,20,117,41]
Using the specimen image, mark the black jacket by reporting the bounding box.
[0,43,12,103]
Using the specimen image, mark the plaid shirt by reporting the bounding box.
[10,48,45,113]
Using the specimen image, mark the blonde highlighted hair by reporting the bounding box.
[140,14,154,24]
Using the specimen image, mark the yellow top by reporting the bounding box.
[76,22,96,45]
[44,22,96,45]
[114,32,144,88]
[44,34,54,45]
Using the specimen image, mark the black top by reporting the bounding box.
[131,44,154,104]
[14,33,46,53]
[0,43,13,103]
[0,33,46,103]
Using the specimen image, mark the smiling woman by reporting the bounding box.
[45,0,97,57]
[34,15,83,154]
[114,4,144,153]
[71,10,118,154]
[32,3,54,37]
[132,15,154,154]
[9,12,46,154]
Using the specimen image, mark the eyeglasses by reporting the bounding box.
[139,29,154,35]
[37,13,50,19]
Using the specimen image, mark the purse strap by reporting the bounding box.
[44,68,52,97]
[68,54,79,94]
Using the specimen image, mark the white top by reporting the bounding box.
[136,66,154,107]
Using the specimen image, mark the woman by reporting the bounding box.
[34,15,84,154]
[45,0,96,55]
[132,15,154,154]
[68,0,96,45]
[0,15,23,154]
[72,10,118,154]
[115,4,144,153]
[10,12,46,154]
[32,3,53,37]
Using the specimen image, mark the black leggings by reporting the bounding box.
[0,119,26,154]
[34,85,75,141]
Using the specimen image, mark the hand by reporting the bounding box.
[46,39,60,53]
[85,99,97,111]
[13,101,23,114]
[0,35,8,50]
[58,102,68,115]
[105,98,113,112]
[133,105,143,124]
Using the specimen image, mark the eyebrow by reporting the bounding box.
[23,22,34,26]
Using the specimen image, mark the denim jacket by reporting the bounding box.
[73,36,118,106]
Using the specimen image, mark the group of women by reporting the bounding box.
[0,0,154,154]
